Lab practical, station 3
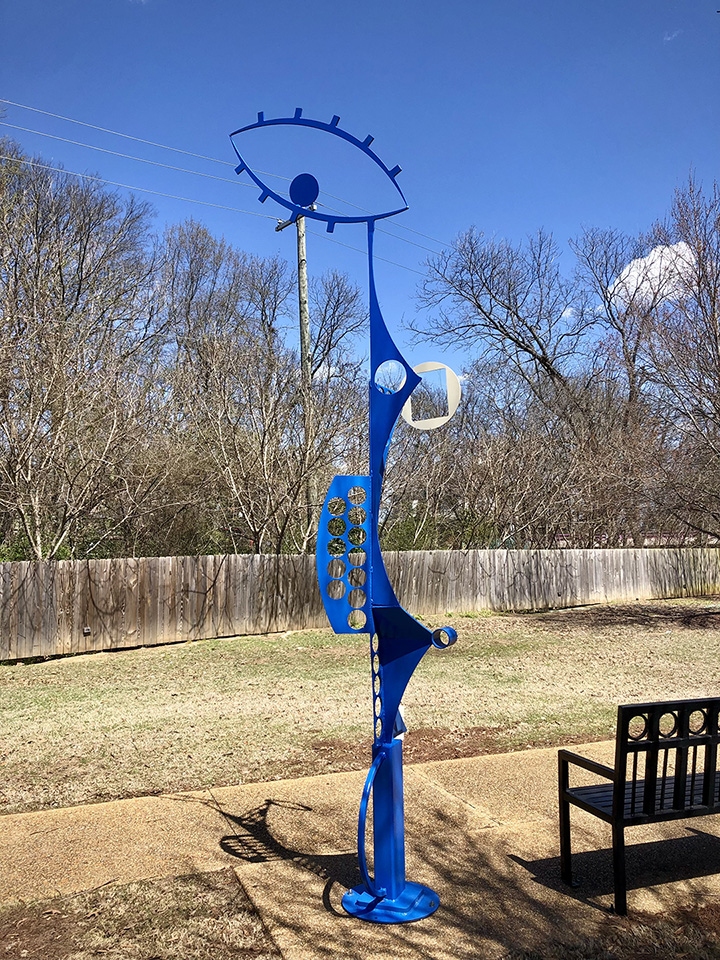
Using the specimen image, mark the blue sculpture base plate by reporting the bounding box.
[341,882,440,923]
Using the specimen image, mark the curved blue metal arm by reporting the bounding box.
[357,751,387,898]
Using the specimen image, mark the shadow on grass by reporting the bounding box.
[538,599,720,632]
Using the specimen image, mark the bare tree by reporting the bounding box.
[161,220,367,555]
[0,142,166,559]
[645,176,720,538]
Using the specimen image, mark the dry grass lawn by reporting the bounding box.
[3,597,720,815]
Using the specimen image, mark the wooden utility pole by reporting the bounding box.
[277,212,315,549]
[295,215,312,395]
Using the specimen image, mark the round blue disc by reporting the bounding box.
[289,173,320,207]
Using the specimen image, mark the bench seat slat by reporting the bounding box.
[567,771,720,822]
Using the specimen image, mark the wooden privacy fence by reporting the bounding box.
[1,547,720,661]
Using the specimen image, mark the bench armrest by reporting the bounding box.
[558,748,616,782]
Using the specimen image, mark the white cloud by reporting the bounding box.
[663,29,682,43]
[610,243,693,308]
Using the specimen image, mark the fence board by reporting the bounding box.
[2,547,720,661]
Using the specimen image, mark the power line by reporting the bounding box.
[0,153,279,221]
[0,121,251,189]
[0,97,235,168]
[0,98,452,253]
[308,227,426,276]
[0,151,427,277]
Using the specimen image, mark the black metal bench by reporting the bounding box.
[559,696,720,915]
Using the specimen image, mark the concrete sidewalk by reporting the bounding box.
[3,742,720,959]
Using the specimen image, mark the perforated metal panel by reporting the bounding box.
[316,475,372,636]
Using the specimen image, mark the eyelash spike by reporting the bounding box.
[389,165,402,179]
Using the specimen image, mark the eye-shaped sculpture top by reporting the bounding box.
[229,108,408,233]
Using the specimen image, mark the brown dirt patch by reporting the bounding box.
[307,725,608,772]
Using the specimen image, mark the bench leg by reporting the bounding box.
[559,795,573,885]
[612,822,627,916]
[558,753,574,886]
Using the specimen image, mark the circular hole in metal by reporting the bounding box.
[372,653,380,673]
[374,359,407,394]
[348,486,366,506]
[328,538,346,557]
[348,549,367,567]
[348,567,366,588]
[327,517,346,536]
[348,526,367,546]
[327,497,346,516]
[347,610,367,631]
[327,558,345,578]
[375,696,382,717]
[326,579,346,600]
[374,675,381,695]
[659,712,678,738]
[371,634,379,653]
[689,709,707,735]
[348,506,366,525]
[628,715,647,741]
[375,718,382,739]
[348,588,367,609]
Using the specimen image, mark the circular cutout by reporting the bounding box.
[326,579,346,600]
[347,610,367,631]
[348,506,367,525]
[327,497,346,516]
[400,360,462,431]
[327,558,346,578]
[659,712,678,738]
[372,653,380,673]
[348,588,367,609]
[289,172,320,207]
[348,549,367,567]
[375,718,382,739]
[689,709,707,735]
[371,634,379,653]
[327,517,346,536]
[628,715,647,741]
[348,526,367,546]
[374,696,382,717]
[328,538,346,557]
[348,567,366,588]
[374,359,407,394]
[374,675,381,695]
[348,486,366,505]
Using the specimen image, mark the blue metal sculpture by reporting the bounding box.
[230,111,459,923]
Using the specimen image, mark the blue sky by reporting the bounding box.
[1,0,718,368]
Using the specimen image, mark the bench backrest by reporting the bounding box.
[615,697,720,817]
